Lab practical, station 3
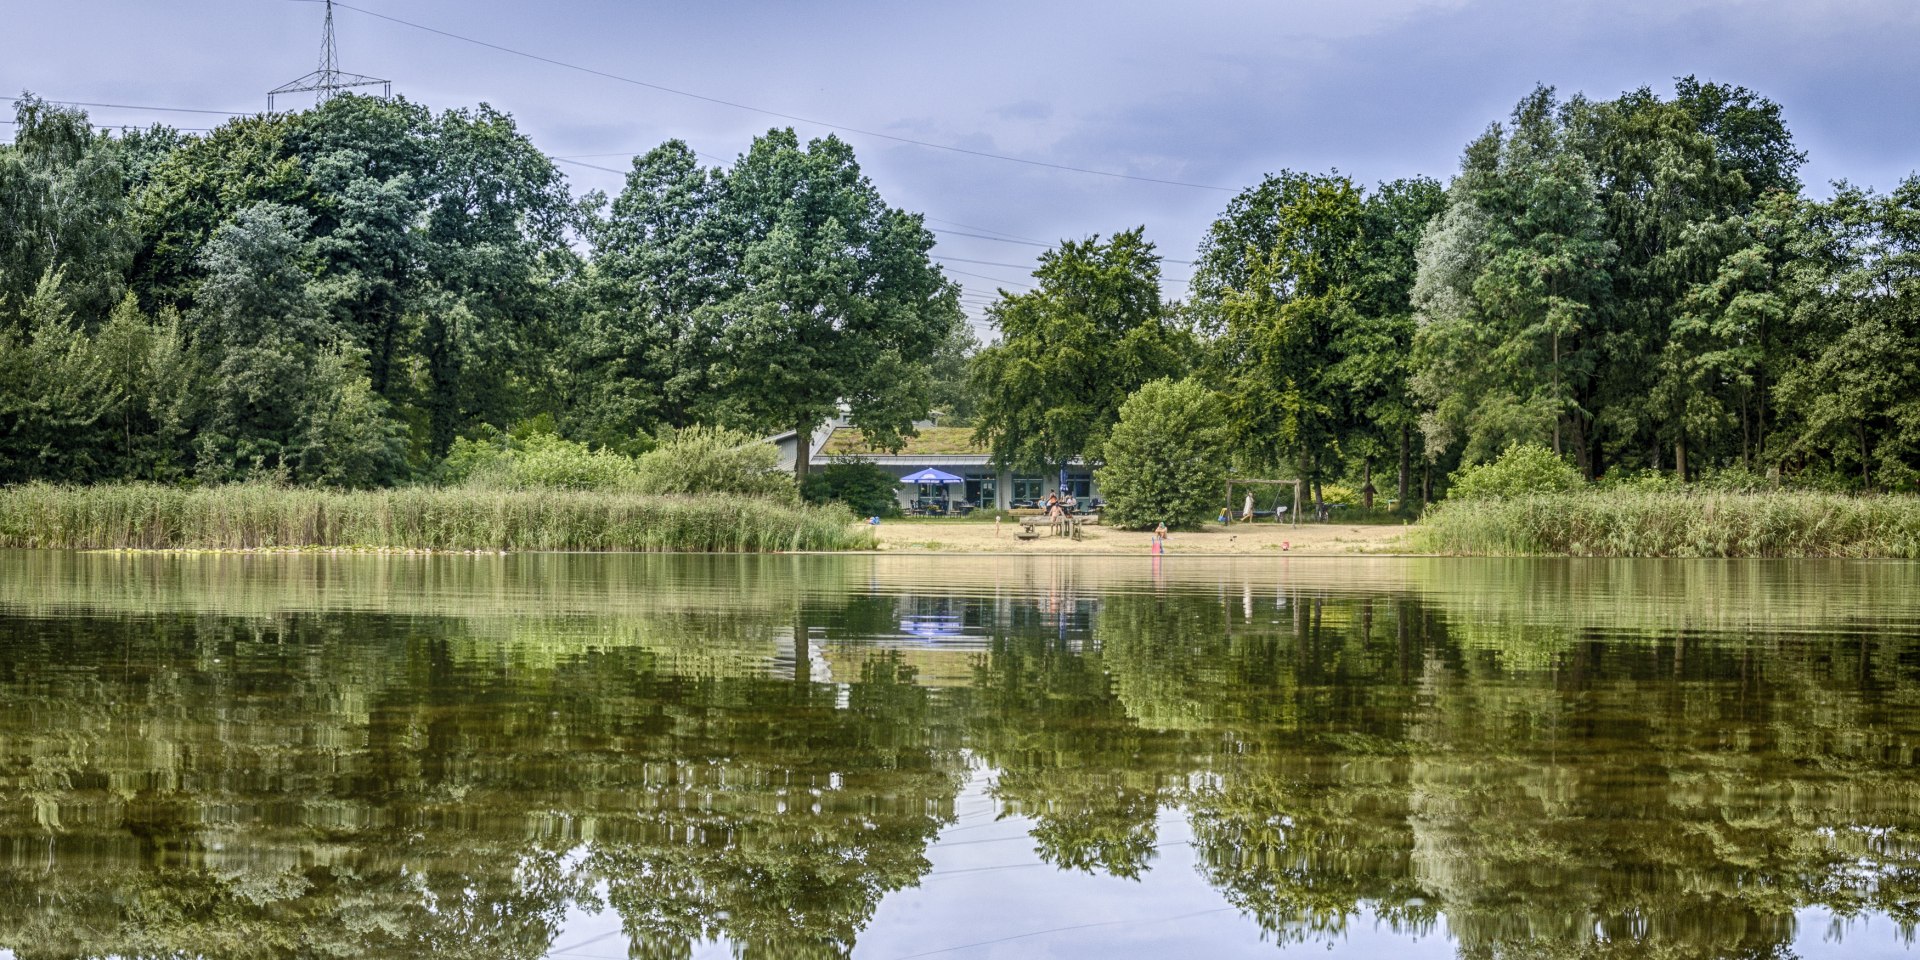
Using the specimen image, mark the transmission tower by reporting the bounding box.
[268,0,391,112]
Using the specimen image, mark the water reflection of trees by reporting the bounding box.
[2,559,1919,958]
[0,612,965,960]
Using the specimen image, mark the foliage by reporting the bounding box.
[970,228,1190,473]
[0,482,870,552]
[1772,178,1920,491]
[579,132,963,477]
[449,431,642,492]
[0,96,133,327]
[1447,443,1586,501]
[802,459,901,517]
[1095,378,1230,529]
[1196,171,1444,510]
[1418,487,1920,557]
[631,425,795,500]
[1413,79,1805,480]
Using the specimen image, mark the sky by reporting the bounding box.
[4,0,1917,332]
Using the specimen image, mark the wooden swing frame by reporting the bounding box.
[1223,478,1302,527]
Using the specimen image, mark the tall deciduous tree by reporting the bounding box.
[581,131,960,480]
[1201,172,1367,509]
[1774,177,1920,490]
[1415,80,1803,480]
[970,228,1188,476]
[0,95,134,328]
[709,130,961,482]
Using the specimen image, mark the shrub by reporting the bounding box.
[439,424,794,501]
[803,459,900,517]
[632,426,796,501]
[448,431,641,492]
[1448,443,1584,501]
[1096,378,1230,529]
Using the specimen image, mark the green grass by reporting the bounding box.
[0,483,875,552]
[1417,488,1920,558]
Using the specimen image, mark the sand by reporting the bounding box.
[868,518,1416,555]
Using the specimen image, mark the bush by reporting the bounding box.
[446,431,641,492]
[803,459,900,517]
[439,424,794,501]
[1095,378,1230,529]
[632,426,796,501]
[1448,443,1584,501]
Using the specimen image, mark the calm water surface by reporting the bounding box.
[1,551,1917,959]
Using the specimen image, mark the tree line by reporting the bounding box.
[0,93,962,488]
[971,77,1920,512]
[4,78,1916,501]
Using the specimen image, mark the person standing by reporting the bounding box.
[1151,522,1168,555]
[1241,490,1255,522]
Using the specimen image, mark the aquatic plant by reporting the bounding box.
[0,483,870,552]
[1419,488,1920,557]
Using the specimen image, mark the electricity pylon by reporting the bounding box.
[268,0,391,112]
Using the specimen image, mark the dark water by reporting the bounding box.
[2,551,1917,960]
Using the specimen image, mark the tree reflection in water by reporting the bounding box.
[0,554,1915,958]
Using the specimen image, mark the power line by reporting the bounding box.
[932,227,1196,265]
[938,267,1035,290]
[0,119,212,133]
[925,216,1046,245]
[311,0,1233,192]
[3,96,250,117]
[933,254,1043,271]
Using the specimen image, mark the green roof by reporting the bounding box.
[822,426,987,456]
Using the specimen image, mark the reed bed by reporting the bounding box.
[1418,488,1920,558]
[0,483,875,553]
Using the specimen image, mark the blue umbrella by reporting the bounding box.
[901,468,964,484]
[901,467,964,514]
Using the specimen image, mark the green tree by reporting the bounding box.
[0,95,134,328]
[970,227,1188,477]
[0,270,116,481]
[572,140,728,446]
[1204,172,1367,511]
[1095,377,1230,529]
[1774,177,1920,490]
[1340,177,1447,507]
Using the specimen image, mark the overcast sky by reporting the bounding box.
[5,0,1917,329]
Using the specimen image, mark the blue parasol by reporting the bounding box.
[900,467,964,484]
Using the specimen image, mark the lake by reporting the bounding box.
[1,551,1916,959]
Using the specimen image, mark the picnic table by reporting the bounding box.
[1017,513,1084,541]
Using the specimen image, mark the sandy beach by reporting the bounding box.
[869,518,1415,555]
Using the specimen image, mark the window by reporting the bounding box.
[1063,474,1092,500]
[1012,476,1046,504]
[964,473,997,508]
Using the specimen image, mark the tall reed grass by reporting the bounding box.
[1418,488,1920,558]
[0,483,874,552]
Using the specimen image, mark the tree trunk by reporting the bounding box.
[1397,423,1410,509]
[1361,460,1375,511]
[1860,424,1872,491]
[1551,331,1565,457]
[1675,435,1688,482]
[793,422,812,487]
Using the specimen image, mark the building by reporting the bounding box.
[770,421,1097,512]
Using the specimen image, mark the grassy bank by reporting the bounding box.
[0,483,873,552]
[1418,489,1920,558]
